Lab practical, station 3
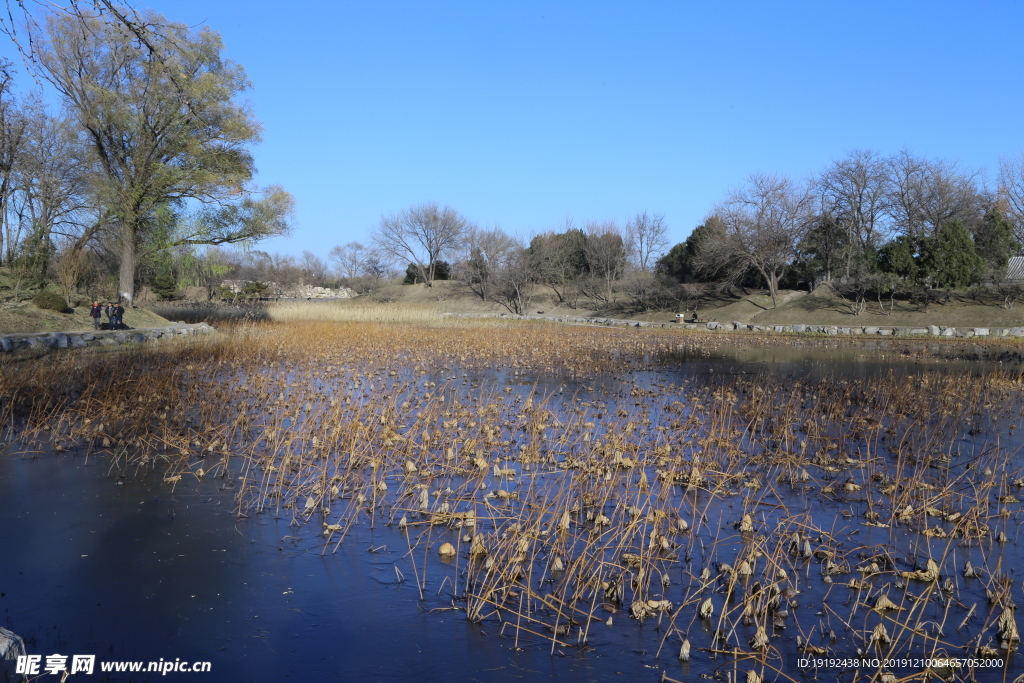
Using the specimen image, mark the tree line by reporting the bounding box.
[345,148,1024,316]
[0,6,293,307]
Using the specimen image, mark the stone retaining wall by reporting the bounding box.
[0,322,215,353]
[443,312,1024,338]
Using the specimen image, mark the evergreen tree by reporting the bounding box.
[974,210,1021,273]
[656,217,726,283]
[927,221,985,288]
[879,235,929,284]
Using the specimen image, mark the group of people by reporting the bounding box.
[89,301,126,330]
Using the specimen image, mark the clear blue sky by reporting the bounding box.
[9,1,1024,256]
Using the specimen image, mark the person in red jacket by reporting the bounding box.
[89,301,102,330]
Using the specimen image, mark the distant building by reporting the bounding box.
[1008,257,1024,281]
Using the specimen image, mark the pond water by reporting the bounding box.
[2,448,693,682]
[4,339,1024,682]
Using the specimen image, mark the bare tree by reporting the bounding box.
[329,241,366,279]
[460,226,520,300]
[625,211,669,272]
[52,238,85,306]
[0,60,28,268]
[817,150,890,277]
[301,250,329,285]
[372,203,469,286]
[885,150,984,239]
[705,173,813,308]
[491,247,533,315]
[362,251,392,281]
[582,221,627,302]
[998,153,1024,247]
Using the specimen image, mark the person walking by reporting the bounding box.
[113,303,125,330]
[89,301,103,329]
[105,302,115,329]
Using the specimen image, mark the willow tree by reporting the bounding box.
[35,10,291,303]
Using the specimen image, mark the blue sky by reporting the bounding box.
[7,1,1024,256]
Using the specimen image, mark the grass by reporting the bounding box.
[0,299,172,334]
[4,320,1024,681]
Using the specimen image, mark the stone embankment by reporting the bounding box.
[445,312,1024,338]
[0,321,215,353]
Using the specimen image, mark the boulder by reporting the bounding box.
[864,327,879,335]
[1008,327,1024,337]
[908,328,929,335]
[0,626,27,682]
[940,327,955,337]
[70,335,88,348]
[792,324,806,333]
[0,338,10,352]
[928,325,940,336]
[973,328,989,337]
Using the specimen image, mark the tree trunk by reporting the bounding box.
[762,268,779,308]
[119,225,137,306]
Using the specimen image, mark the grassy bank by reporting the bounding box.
[0,300,172,334]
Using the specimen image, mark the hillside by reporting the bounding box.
[337,279,1024,329]
[0,300,172,334]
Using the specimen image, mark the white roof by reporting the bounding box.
[1008,256,1024,281]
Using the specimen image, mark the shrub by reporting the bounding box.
[33,288,71,312]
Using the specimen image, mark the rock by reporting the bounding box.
[81,333,95,341]
[1008,327,1024,337]
[974,328,989,337]
[438,542,456,557]
[70,335,87,348]
[940,327,955,336]
[909,328,929,335]
[955,328,975,338]
[792,324,806,333]
[0,338,10,352]
[928,325,940,336]
[0,627,27,682]
[864,326,879,335]
[706,322,718,330]
[877,328,892,336]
